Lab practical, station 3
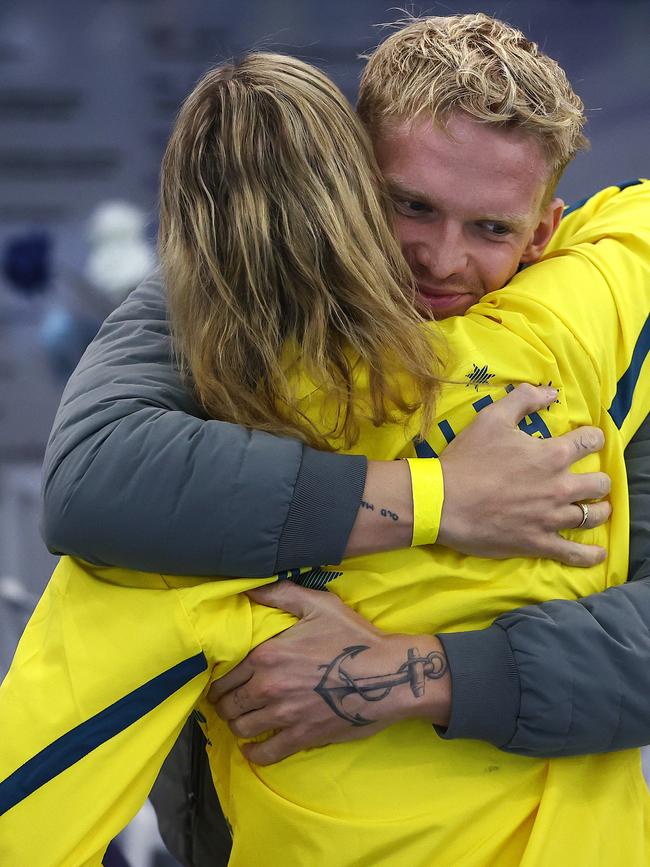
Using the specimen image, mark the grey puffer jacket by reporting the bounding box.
[42,271,650,756]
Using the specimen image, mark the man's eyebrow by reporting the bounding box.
[385,179,431,203]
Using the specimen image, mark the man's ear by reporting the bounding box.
[520,197,564,264]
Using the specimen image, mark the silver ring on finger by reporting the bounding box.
[575,502,590,529]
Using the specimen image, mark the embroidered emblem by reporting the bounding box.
[465,363,495,390]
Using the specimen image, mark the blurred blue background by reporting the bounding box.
[0,1,647,863]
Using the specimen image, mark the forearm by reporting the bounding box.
[44,412,367,577]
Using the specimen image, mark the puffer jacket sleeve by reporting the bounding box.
[41,272,366,577]
[437,412,650,756]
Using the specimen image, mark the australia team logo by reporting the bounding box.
[465,363,495,390]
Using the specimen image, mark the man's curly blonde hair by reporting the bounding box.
[358,13,588,191]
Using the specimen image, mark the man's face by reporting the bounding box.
[374,112,563,318]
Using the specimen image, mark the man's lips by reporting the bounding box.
[416,285,473,312]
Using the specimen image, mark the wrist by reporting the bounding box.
[436,453,464,550]
[344,460,413,558]
[385,634,451,726]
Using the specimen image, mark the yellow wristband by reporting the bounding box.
[405,458,444,547]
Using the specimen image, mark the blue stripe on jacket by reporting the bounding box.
[562,180,647,430]
[0,651,207,815]
[563,178,642,217]
[609,315,650,429]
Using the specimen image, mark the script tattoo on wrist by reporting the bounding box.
[314,644,447,726]
[360,501,399,521]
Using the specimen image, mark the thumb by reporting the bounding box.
[485,383,557,429]
[246,580,324,619]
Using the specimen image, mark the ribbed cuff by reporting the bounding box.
[435,624,520,747]
[275,447,367,572]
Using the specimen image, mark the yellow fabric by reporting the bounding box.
[1,181,650,866]
[406,457,445,545]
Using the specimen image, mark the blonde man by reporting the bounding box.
[358,13,587,319]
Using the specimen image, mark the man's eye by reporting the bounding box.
[394,199,429,215]
[481,221,510,236]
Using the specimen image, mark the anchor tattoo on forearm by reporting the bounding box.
[314,645,447,726]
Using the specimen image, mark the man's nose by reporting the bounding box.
[410,223,467,281]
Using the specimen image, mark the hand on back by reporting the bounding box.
[438,384,611,566]
[208,581,451,765]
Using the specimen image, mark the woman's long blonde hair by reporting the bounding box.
[160,52,440,449]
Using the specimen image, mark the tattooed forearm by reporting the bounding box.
[360,500,400,521]
[314,645,447,726]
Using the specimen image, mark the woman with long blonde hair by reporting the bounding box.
[1,53,649,867]
[160,52,441,449]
